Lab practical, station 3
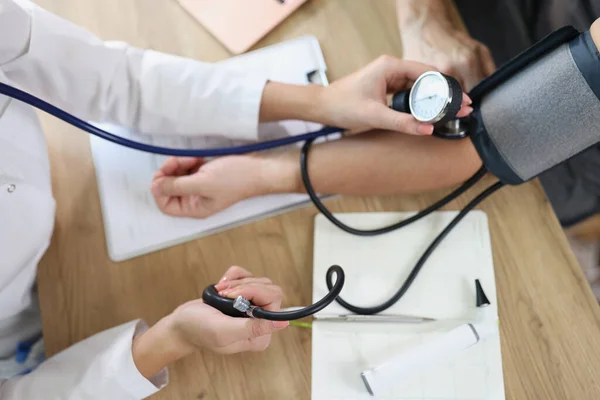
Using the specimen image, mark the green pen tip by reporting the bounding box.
[290,321,313,329]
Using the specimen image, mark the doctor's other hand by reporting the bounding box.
[313,56,472,135]
[132,266,288,379]
[398,1,496,91]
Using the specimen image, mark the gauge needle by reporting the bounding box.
[416,94,437,101]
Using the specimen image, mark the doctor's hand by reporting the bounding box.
[132,266,288,379]
[260,56,472,136]
[167,266,288,355]
[316,56,440,135]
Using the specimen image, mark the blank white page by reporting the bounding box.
[90,36,338,262]
[311,211,505,400]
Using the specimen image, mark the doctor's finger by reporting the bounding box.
[225,283,284,310]
[379,57,435,80]
[215,276,273,292]
[244,318,288,339]
[456,106,474,118]
[454,93,473,118]
[381,58,437,92]
[462,93,472,105]
[373,105,434,135]
[215,317,288,346]
[216,267,255,286]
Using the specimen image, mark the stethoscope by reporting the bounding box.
[0,71,503,321]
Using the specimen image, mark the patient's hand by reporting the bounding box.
[151,156,270,218]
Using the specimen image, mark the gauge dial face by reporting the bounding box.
[409,72,450,123]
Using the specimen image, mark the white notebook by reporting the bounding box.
[90,36,339,262]
[311,212,505,400]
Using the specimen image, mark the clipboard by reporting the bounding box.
[177,0,309,54]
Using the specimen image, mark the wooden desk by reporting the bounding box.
[36,0,600,399]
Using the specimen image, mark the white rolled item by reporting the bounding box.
[360,310,496,396]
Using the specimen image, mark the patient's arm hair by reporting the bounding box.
[263,130,482,196]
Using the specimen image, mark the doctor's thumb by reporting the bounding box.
[246,319,289,339]
[152,175,201,196]
[374,105,434,135]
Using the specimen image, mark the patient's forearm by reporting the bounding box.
[262,131,482,196]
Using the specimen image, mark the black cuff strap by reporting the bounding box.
[570,30,600,102]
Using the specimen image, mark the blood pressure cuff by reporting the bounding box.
[469,27,600,185]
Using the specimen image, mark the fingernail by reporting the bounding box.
[466,97,473,105]
[220,290,230,297]
[215,282,229,291]
[417,124,434,135]
[272,321,289,329]
[465,106,474,114]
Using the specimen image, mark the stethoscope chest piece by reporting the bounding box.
[433,119,470,139]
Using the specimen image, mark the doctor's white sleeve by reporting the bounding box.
[0,0,267,140]
[0,320,166,400]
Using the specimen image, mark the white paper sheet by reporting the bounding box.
[311,212,505,400]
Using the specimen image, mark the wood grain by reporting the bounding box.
[34,0,600,399]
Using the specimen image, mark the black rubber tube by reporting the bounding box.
[300,138,488,236]
[325,181,505,315]
[246,168,503,320]
[251,265,345,321]
[215,145,502,321]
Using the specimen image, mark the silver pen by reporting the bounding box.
[315,314,435,323]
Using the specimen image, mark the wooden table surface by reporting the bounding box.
[35,0,600,399]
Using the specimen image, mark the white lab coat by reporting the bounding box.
[0,0,266,398]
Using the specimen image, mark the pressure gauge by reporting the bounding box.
[408,71,463,124]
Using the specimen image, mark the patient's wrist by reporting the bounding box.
[260,152,302,195]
